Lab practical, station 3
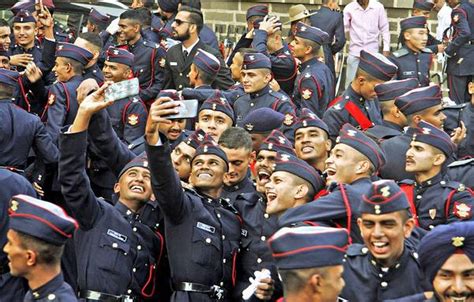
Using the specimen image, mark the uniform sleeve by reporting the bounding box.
[278,190,349,227]
[44,83,68,145]
[146,138,191,224]
[446,190,474,223]
[252,30,270,56]
[298,75,325,117]
[59,129,102,230]
[273,98,296,116]
[40,38,57,72]
[323,106,347,139]
[32,117,59,165]
[332,13,346,54]
[139,47,165,102]
[87,110,137,177]
[445,8,472,56]
[163,51,176,89]
[123,99,148,145]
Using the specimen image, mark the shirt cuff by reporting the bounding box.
[153,135,163,146]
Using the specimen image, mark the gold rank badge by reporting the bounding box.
[127,114,139,126]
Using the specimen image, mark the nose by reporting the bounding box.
[440,111,447,122]
[325,155,334,165]
[452,275,468,294]
[373,223,383,237]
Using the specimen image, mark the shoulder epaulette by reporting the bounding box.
[398,179,416,186]
[440,180,466,192]
[421,47,433,54]
[346,244,368,257]
[448,157,474,168]
[143,40,159,48]
[392,48,409,58]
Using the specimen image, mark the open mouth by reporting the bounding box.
[449,296,470,302]
[130,185,144,193]
[197,171,213,179]
[324,167,336,177]
[301,146,314,153]
[257,170,271,184]
[371,241,389,254]
[266,192,277,202]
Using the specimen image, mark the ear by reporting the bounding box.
[403,31,411,42]
[134,23,141,34]
[357,217,363,229]
[294,184,309,200]
[403,217,416,239]
[412,114,422,124]
[26,249,37,267]
[308,273,322,294]
[325,139,332,152]
[468,82,474,94]
[355,160,370,175]
[65,62,73,73]
[433,152,447,166]
[113,182,121,194]
[304,44,313,56]
[263,71,272,84]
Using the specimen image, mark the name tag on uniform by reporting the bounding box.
[170,61,178,66]
[402,71,415,76]
[241,229,248,237]
[107,229,128,242]
[197,222,215,234]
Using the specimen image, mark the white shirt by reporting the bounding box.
[436,3,452,41]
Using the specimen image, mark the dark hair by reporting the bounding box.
[279,267,330,294]
[179,6,203,33]
[219,127,253,151]
[195,65,216,85]
[135,7,152,27]
[64,57,85,74]
[120,9,143,25]
[78,32,103,50]
[0,83,14,99]
[235,47,257,56]
[355,68,377,82]
[0,19,9,27]
[17,231,64,265]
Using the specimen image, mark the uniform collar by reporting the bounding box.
[250,84,271,98]
[368,243,411,271]
[345,85,366,104]
[416,173,443,188]
[300,57,320,70]
[195,84,213,90]
[383,120,404,132]
[128,37,143,50]
[224,176,254,192]
[29,273,64,300]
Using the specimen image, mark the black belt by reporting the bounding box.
[174,282,225,301]
[78,290,136,302]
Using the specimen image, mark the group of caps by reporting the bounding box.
[9,176,473,286]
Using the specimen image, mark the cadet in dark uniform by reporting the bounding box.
[412,0,443,54]
[323,50,398,139]
[118,9,165,105]
[218,127,256,204]
[4,195,78,302]
[401,120,474,230]
[75,32,105,85]
[59,90,164,300]
[242,107,285,153]
[226,4,269,66]
[290,22,335,117]
[233,53,295,127]
[380,85,447,181]
[188,48,221,91]
[340,179,425,301]
[293,108,332,174]
[86,8,110,34]
[252,16,298,96]
[395,222,474,301]
[268,226,349,302]
[310,0,346,79]
[0,68,58,172]
[163,6,233,91]
[9,10,41,73]
[390,16,433,87]
[39,43,92,145]
[88,46,148,200]
[144,97,242,301]
[367,78,420,141]
[197,92,235,142]
[445,0,474,104]
[279,123,386,243]
[0,169,36,301]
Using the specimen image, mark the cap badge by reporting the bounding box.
[452,236,465,247]
[10,200,19,212]
[245,123,254,131]
[347,130,357,137]
[280,154,291,161]
[381,186,391,198]
[422,128,431,134]
[374,204,381,215]
[283,113,294,126]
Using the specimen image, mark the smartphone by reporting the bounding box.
[105,78,140,102]
[167,99,199,120]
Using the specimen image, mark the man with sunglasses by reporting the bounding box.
[163,6,233,91]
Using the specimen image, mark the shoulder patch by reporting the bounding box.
[421,47,433,54]
[392,48,409,58]
[346,244,368,257]
[301,88,313,100]
[448,158,474,168]
[453,202,472,219]
[48,94,56,106]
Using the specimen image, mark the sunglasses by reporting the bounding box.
[174,18,194,26]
